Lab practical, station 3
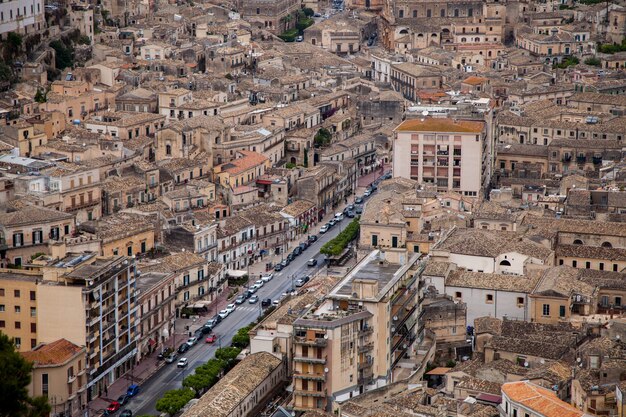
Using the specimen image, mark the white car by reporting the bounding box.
[319,225,329,233]
[186,337,198,346]
[177,358,188,368]
[225,303,237,314]
[261,274,274,282]
[218,309,229,319]
[364,189,371,197]
[272,299,280,306]
[254,279,264,287]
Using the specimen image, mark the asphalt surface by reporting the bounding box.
[125,219,351,416]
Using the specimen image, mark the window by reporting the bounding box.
[0,305,4,312]
[30,323,36,333]
[371,235,378,246]
[542,304,550,316]
[29,291,35,301]
[42,374,48,396]
[455,292,462,299]
[599,263,604,271]
[559,305,566,318]
[0,289,3,296]
[30,307,36,317]
[572,260,577,267]
[14,337,21,349]
[14,290,20,298]
[585,261,591,269]
[15,321,21,329]
[486,294,494,303]
[14,306,20,313]
[517,297,524,305]
[0,321,4,328]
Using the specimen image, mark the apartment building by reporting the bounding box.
[42,80,116,122]
[0,205,75,268]
[5,253,139,400]
[12,162,103,223]
[393,118,487,197]
[165,219,218,262]
[22,339,87,417]
[389,63,442,102]
[84,112,165,140]
[292,249,423,412]
[135,271,176,360]
[213,150,271,190]
[139,252,226,309]
[0,0,45,38]
[236,0,300,34]
[216,215,257,270]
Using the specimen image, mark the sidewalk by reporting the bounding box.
[89,349,164,414]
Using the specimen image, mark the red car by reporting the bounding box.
[106,401,121,413]
[205,334,217,344]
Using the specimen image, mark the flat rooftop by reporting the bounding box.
[329,250,421,301]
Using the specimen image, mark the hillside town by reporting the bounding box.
[0,0,625,416]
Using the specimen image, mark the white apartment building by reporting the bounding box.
[0,0,45,38]
[393,118,487,198]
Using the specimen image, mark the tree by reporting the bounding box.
[584,57,601,67]
[314,128,332,147]
[215,347,241,362]
[231,326,252,349]
[49,40,74,70]
[303,148,309,167]
[34,89,47,104]
[0,332,51,417]
[6,32,23,59]
[320,218,360,256]
[302,7,315,17]
[155,389,195,416]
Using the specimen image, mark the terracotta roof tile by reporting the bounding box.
[502,381,584,417]
[21,339,83,366]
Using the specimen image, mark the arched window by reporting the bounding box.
[573,239,584,245]
[165,144,171,156]
[500,260,511,266]
[399,29,409,35]
[601,242,612,248]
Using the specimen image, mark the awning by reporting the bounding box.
[226,269,248,278]
[426,367,451,376]
[477,393,502,404]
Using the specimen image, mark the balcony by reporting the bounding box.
[358,360,373,370]
[576,155,587,163]
[68,374,77,384]
[294,336,327,347]
[294,389,326,398]
[294,355,326,364]
[360,326,374,335]
[561,155,572,163]
[593,156,602,165]
[358,342,374,353]
[66,199,99,212]
[358,369,374,384]
[293,372,326,381]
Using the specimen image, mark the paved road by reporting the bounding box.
[125,219,351,416]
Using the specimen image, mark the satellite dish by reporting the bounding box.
[422,110,429,117]
[524,361,529,367]
[323,334,328,339]
[324,367,329,373]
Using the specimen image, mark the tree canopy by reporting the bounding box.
[0,332,51,417]
[155,389,195,416]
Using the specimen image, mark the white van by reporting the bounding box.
[334,212,344,221]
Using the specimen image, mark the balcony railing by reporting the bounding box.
[293,372,326,381]
[68,374,77,384]
[294,389,326,398]
[293,355,326,364]
[358,342,374,353]
[294,336,328,346]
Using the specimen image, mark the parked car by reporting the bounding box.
[248,285,258,294]
[249,295,259,304]
[295,278,306,287]
[117,395,129,406]
[107,402,121,413]
[335,212,344,221]
[254,279,264,288]
[200,324,213,334]
[120,411,132,417]
[186,336,198,346]
[307,258,318,267]
[218,309,229,319]
[127,384,140,397]
[355,196,363,204]
[235,294,246,304]
[177,358,188,368]
[281,259,290,267]
[347,210,355,218]
[261,273,273,282]
[299,242,308,251]
[286,253,295,262]
[177,343,190,354]
[244,290,253,298]
[363,189,371,197]
[206,317,218,328]
[328,219,337,227]
[205,334,217,344]
[355,206,363,214]
[165,352,178,363]
[261,298,272,307]
[319,225,329,233]
[274,263,284,271]
[293,247,302,256]
[308,235,318,243]
[272,299,280,306]
[225,303,237,313]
